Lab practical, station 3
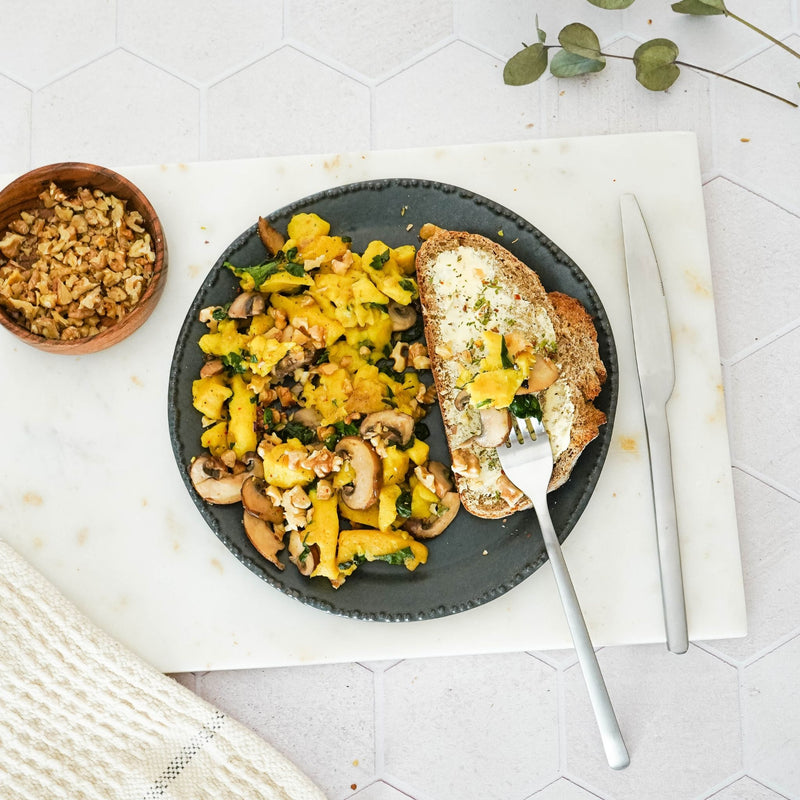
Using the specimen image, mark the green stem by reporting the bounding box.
[725,10,800,60]
[599,51,798,108]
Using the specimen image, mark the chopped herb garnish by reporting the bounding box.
[221,351,247,375]
[413,421,430,441]
[399,278,415,292]
[323,420,359,450]
[369,249,391,270]
[339,546,414,570]
[396,491,412,518]
[509,394,542,420]
[278,420,317,445]
[500,336,514,369]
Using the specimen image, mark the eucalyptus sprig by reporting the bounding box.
[672,0,800,63]
[504,18,798,108]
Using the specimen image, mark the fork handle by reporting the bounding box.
[533,494,630,771]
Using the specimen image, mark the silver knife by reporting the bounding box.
[620,194,689,654]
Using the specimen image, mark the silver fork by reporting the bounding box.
[497,413,630,770]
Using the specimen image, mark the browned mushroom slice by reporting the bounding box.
[453,389,470,411]
[243,512,285,569]
[468,407,512,448]
[273,343,316,380]
[257,216,286,256]
[427,461,454,497]
[359,410,415,447]
[404,491,461,539]
[199,358,225,378]
[523,356,560,393]
[334,436,381,510]
[228,291,266,318]
[189,453,263,504]
[287,529,320,576]
[241,476,283,523]
[387,299,417,331]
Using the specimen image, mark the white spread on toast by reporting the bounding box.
[429,247,556,352]
[541,379,574,458]
[428,245,575,467]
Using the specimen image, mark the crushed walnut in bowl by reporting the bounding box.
[0,162,167,354]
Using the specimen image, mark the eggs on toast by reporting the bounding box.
[415,229,607,519]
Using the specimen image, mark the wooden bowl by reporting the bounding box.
[0,162,167,354]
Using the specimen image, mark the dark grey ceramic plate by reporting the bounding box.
[168,178,618,621]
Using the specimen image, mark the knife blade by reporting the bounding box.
[620,193,688,655]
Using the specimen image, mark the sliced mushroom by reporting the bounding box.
[427,461,454,497]
[290,406,322,429]
[199,358,225,377]
[288,529,320,576]
[243,512,285,569]
[468,407,512,448]
[257,216,286,256]
[359,410,415,447]
[405,491,461,539]
[189,453,263,504]
[387,299,417,331]
[453,389,470,411]
[228,291,266,318]
[273,343,316,380]
[242,476,284,523]
[523,355,560,393]
[334,436,381,510]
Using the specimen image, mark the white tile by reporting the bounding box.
[707,775,792,800]
[714,36,800,213]
[564,645,740,799]
[206,47,370,160]
[374,41,541,150]
[382,653,558,799]
[704,178,800,362]
[700,470,800,665]
[0,0,115,90]
[727,327,800,493]
[31,50,199,166]
[624,1,794,71]
[196,663,375,800]
[0,76,30,172]
[530,777,604,799]
[118,0,283,84]
[286,0,453,80]
[348,781,414,799]
[540,37,714,170]
[743,635,800,796]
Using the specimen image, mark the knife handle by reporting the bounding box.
[644,409,689,654]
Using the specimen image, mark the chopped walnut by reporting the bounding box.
[0,182,155,341]
[451,448,481,477]
[408,342,431,370]
[315,479,334,500]
[498,473,526,507]
[300,447,342,478]
[390,341,409,372]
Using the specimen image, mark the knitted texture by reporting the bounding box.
[0,540,327,800]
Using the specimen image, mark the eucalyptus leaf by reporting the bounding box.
[633,38,680,90]
[671,0,726,15]
[586,0,636,8]
[536,14,546,43]
[550,49,606,78]
[503,43,549,85]
[558,23,603,59]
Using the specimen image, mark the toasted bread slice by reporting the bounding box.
[415,229,607,518]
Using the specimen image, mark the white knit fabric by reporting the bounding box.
[0,540,327,800]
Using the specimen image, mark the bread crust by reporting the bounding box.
[416,229,607,518]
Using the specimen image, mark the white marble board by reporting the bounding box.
[0,132,746,672]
